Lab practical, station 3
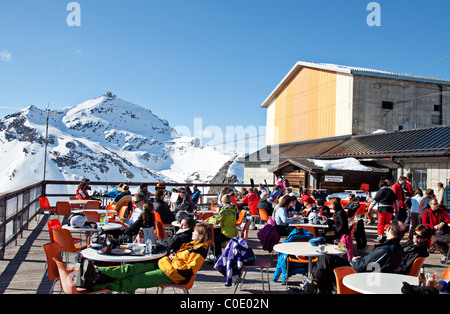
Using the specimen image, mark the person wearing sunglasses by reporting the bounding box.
[396,224,433,274]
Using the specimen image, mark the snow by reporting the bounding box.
[307,157,373,172]
[0,93,242,193]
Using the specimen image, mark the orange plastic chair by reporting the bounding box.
[105,203,117,211]
[360,183,370,192]
[295,226,316,237]
[240,221,251,242]
[284,256,318,288]
[408,257,427,277]
[77,194,84,200]
[209,198,215,207]
[236,210,247,228]
[258,208,269,222]
[333,266,361,294]
[55,201,71,216]
[156,274,197,294]
[118,206,129,218]
[42,242,63,294]
[39,197,56,216]
[82,211,100,222]
[441,267,450,280]
[52,228,87,262]
[85,200,100,209]
[47,219,82,244]
[154,211,163,224]
[53,258,110,294]
[155,220,166,240]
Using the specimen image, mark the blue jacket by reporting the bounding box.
[272,228,315,284]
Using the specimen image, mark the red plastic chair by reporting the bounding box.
[47,219,82,245]
[39,197,56,216]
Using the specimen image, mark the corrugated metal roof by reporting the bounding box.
[239,126,450,163]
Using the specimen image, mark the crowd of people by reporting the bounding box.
[73,176,449,294]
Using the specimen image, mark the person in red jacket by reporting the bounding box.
[391,176,407,223]
[422,198,450,263]
[239,187,258,211]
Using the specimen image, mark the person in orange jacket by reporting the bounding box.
[86,224,212,292]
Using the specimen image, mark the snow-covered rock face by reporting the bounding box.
[0,92,242,193]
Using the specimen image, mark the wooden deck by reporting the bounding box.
[0,214,448,295]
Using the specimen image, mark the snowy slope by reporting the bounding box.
[0,92,242,193]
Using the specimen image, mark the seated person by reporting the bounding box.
[116,194,146,227]
[161,216,196,252]
[110,185,132,209]
[312,199,331,218]
[84,224,212,292]
[173,188,194,213]
[103,183,125,199]
[422,198,450,263]
[239,188,258,210]
[208,194,237,258]
[153,189,175,224]
[76,181,92,200]
[268,186,282,203]
[122,200,155,241]
[307,221,407,294]
[344,194,360,218]
[396,224,432,275]
[301,190,315,207]
[329,197,349,240]
[190,185,201,205]
[273,195,298,237]
[137,183,153,201]
[257,191,274,217]
[289,197,303,215]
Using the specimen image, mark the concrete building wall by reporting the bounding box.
[243,163,274,187]
[352,75,450,134]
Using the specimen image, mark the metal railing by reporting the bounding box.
[0,179,255,259]
[0,181,44,259]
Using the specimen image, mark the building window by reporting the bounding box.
[434,104,441,112]
[382,101,394,110]
[432,115,441,125]
[398,125,403,130]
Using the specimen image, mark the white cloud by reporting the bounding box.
[0,50,13,63]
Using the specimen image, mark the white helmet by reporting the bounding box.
[69,213,87,228]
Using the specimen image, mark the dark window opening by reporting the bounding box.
[382,101,394,110]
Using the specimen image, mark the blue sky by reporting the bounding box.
[0,0,449,151]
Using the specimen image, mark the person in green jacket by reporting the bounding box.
[208,194,237,258]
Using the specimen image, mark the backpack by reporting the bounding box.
[90,231,114,254]
[257,218,280,253]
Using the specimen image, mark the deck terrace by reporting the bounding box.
[0,214,448,295]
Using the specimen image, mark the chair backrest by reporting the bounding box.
[85,201,100,209]
[441,267,450,280]
[231,197,239,209]
[333,266,360,294]
[42,242,62,281]
[83,211,100,223]
[77,194,84,200]
[153,211,163,224]
[53,257,79,294]
[47,219,62,242]
[241,221,251,242]
[52,228,77,252]
[296,226,316,237]
[105,203,117,211]
[360,183,370,192]
[118,206,128,218]
[39,197,51,210]
[236,210,247,225]
[69,196,77,200]
[154,221,166,240]
[258,208,269,222]
[55,202,71,216]
[408,257,427,276]
[209,198,215,207]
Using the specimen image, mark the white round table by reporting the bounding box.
[342,272,419,294]
[62,222,123,233]
[71,209,117,215]
[273,242,346,277]
[81,246,167,266]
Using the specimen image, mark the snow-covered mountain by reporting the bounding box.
[0,92,242,193]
